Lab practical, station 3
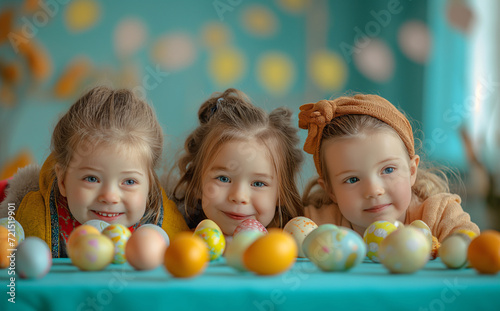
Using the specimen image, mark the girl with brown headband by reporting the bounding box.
[169,88,304,237]
[299,94,479,242]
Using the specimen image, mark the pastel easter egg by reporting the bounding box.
[302,224,339,258]
[0,226,17,269]
[195,219,221,231]
[363,221,397,262]
[67,224,101,257]
[409,220,433,248]
[125,227,167,270]
[84,220,110,232]
[233,219,268,236]
[69,234,114,271]
[439,233,471,269]
[138,224,170,246]
[307,227,366,272]
[379,227,431,274]
[283,216,318,258]
[16,237,52,279]
[225,230,265,271]
[0,217,25,242]
[194,227,226,261]
[101,224,131,264]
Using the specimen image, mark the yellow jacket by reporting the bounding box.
[16,154,189,257]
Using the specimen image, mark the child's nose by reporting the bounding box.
[98,185,120,204]
[365,179,385,198]
[229,183,249,204]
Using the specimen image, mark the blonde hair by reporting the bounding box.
[172,88,303,228]
[51,86,164,223]
[302,114,450,208]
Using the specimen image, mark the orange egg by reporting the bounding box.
[243,229,297,275]
[164,232,209,278]
[1,226,17,269]
[467,230,500,274]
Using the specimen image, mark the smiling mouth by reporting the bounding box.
[364,204,390,213]
[92,210,123,218]
[224,212,250,220]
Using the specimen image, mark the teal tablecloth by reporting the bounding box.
[1,257,499,311]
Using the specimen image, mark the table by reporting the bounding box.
[2,257,499,311]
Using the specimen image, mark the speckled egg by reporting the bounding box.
[69,234,114,271]
[379,227,431,274]
[302,224,339,258]
[67,225,101,257]
[439,232,471,269]
[283,217,318,258]
[16,237,52,279]
[233,219,268,236]
[307,227,366,272]
[193,227,226,261]
[84,220,110,232]
[195,219,221,231]
[0,217,25,243]
[225,230,265,271]
[363,221,397,262]
[101,224,131,264]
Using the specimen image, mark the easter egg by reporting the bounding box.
[302,224,339,258]
[16,237,52,279]
[409,220,433,248]
[455,229,478,240]
[67,225,101,257]
[195,219,221,231]
[467,230,500,274]
[233,219,268,236]
[225,230,265,271]
[0,217,25,242]
[243,229,297,275]
[101,224,131,264]
[283,216,318,258]
[307,227,366,272]
[125,227,167,270]
[363,220,397,262]
[69,234,114,271]
[379,227,431,274]
[439,233,471,269]
[193,227,226,261]
[1,226,17,269]
[84,220,110,232]
[138,224,170,246]
[164,232,209,278]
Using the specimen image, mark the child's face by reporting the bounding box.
[56,144,150,227]
[201,139,278,236]
[319,131,419,234]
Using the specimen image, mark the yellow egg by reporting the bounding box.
[454,229,478,240]
[363,221,397,262]
[101,224,131,264]
[193,227,226,261]
[164,232,209,278]
[283,216,318,258]
[195,219,221,231]
[69,234,114,271]
[67,224,101,258]
[243,229,297,275]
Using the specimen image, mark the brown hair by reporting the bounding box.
[302,114,450,208]
[171,88,303,228]
[51,86,164,223]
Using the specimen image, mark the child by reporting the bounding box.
[299,94,479,241]
[169,88,303,236]
[0,86,188,257]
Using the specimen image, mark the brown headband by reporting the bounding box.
[298,94,414,177]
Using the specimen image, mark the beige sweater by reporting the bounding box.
[304,193,480,242]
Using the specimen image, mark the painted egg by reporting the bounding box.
[16,237,52,279]
[379,227,431,274]
[307,227,366,272]
[225,230,265,271]
[69,234,114,271]
[467,230,500,274]
[84,220,110,232]
[164,232,209,278]
[455,229,478,240]
[101,224,131,264]
[233,219,268,236]
[409,220,433,248]
[1,226,17,269]
[138,224,170,246]
[67,224,101,257]
[283,216,318,258]
[125,227,167,270]
[363,221,397,262]
[193,227,226,261]
[0,217,25,242]
[195,219,221,231]
[439,233,471,269]
[243,229,297,275]
[302,224,339,258]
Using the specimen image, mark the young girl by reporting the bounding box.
[0,86,188,257]
[169,88,303,237]
[299,94,480,241]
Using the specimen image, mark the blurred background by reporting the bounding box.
[0,0,498,229]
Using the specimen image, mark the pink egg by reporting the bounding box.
[233,219,268,236]
[125,227,167,270]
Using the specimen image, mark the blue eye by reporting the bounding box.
[345,177,359,184]
[124,179,136,185]
[216,176,230,183]
[84,176,98,183]
[252,181,266,188]
[383,167,395,174]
